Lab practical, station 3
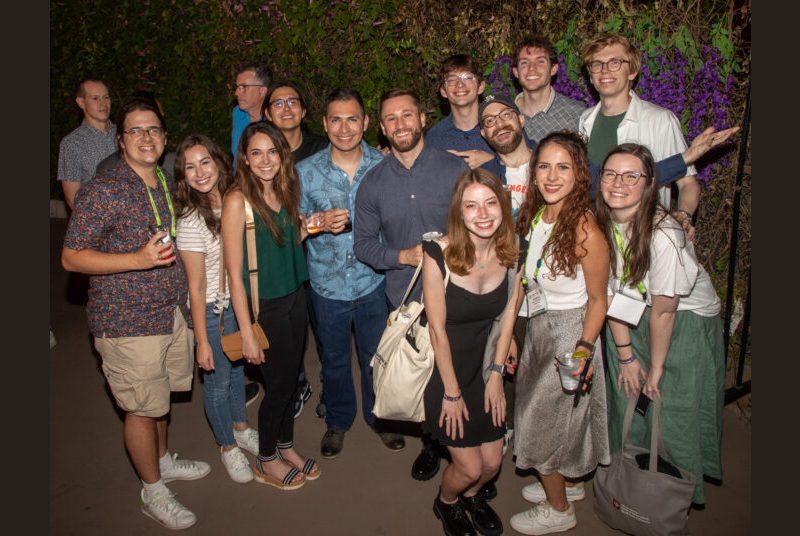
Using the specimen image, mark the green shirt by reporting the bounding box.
[244,205,309,300]
[587,111,625,168]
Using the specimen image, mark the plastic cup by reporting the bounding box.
[305,212,323,234]
[554,352,584,393]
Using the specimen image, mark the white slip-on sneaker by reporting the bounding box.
[509,501,577,535]
[522,480,585,503]
[139,488,197,530]
[221,446,254,483]
[233,427,260,457]
[160,452,211,483]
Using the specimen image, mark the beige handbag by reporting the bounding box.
[370,239,449,422]
[219,200,269,361]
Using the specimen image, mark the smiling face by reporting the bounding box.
[324,98,368,153]
[480,102,524,155]
[119,109,165,171]
[513,46,558,93]
[182,144,221,196]
[461,182,503,239]
[599,152,647,219]
[439,68,486,108]
[588,43,637,100]
[244,132,281,183]
[533,142,577,212]
[265,86,306,132]
[379,95,426,153]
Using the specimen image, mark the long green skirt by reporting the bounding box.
[604,308,725,505]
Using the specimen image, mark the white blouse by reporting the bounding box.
[609,217,720,317]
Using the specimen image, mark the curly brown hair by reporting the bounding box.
[445,168,518,276]
[516,131,593,278]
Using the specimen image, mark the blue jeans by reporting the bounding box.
[309,281,387,432]
[201,303,247,447]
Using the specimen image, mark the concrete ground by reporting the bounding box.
[50,218,751,535]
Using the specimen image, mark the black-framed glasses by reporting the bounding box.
[269,97,301,110]
[122,126,164,139]
[599,169,646,185]
[234,83,265,92]
[481,108,516,129]
[444,73,478,87]
[587,58,630,73]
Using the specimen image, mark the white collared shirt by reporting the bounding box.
[579,90,696,207]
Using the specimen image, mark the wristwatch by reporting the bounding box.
[489,363,505,375]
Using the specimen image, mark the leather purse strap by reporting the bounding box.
[218,199,260,335]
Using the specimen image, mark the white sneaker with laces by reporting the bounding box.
[509,502,577,535]
[221,446,253,483]
[160,452,211,483]
[233,427,260,456]
[522,480,585,503]
[139,488,197,530]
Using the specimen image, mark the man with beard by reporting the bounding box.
[354,88,469,486]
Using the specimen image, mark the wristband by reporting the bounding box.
[488,362,504,375]
[615,342,632,348]
[576,339,595,354]
[618,355,637,365]
[443,392,462,402]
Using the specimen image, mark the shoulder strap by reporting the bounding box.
[217,199,260,333]
[395,239,450,310]
[244,200,260,320]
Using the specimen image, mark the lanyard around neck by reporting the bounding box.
[146,167,175,237]
[612,223,647,297]
[521,207,546,286]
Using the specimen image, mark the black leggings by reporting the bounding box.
[256,285,308,457]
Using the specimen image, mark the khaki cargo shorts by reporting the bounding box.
[95,308,194,418]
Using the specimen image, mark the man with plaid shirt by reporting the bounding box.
[512,36,587,144]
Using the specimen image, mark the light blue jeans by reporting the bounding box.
[201,303,247,447]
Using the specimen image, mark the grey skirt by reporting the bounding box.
[513,306,610,477]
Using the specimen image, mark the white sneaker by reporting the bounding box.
[139,488,197,530]
[160,452,211,483]
[522,480,585,503]
[509,502,577,535]
[233,427,260,456]
[221,446,253,483]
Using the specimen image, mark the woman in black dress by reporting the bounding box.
[423,169,522,536]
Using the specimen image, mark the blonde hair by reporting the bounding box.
[581,32,641,75]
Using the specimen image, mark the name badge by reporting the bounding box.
[523,281,547,317]
[606,291,646,326]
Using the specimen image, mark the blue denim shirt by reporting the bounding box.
[298,141,385,301]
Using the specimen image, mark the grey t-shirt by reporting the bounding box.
[56,122,118,184]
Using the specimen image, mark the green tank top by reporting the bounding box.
[587,111,626,168]
[243,205,309,300]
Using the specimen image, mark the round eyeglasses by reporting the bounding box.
[599,169,646,185]
[587,58,630,73]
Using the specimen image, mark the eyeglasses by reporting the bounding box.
[599,169,646,185]
[122,126,164,139]
[269,97,301,110]
[443,73,478,87]
[481,108,516,129]
[587,58,630,73]
[234,83,265,92]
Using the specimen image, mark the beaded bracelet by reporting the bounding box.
[443,392,462,402]
[618,355,637,365]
